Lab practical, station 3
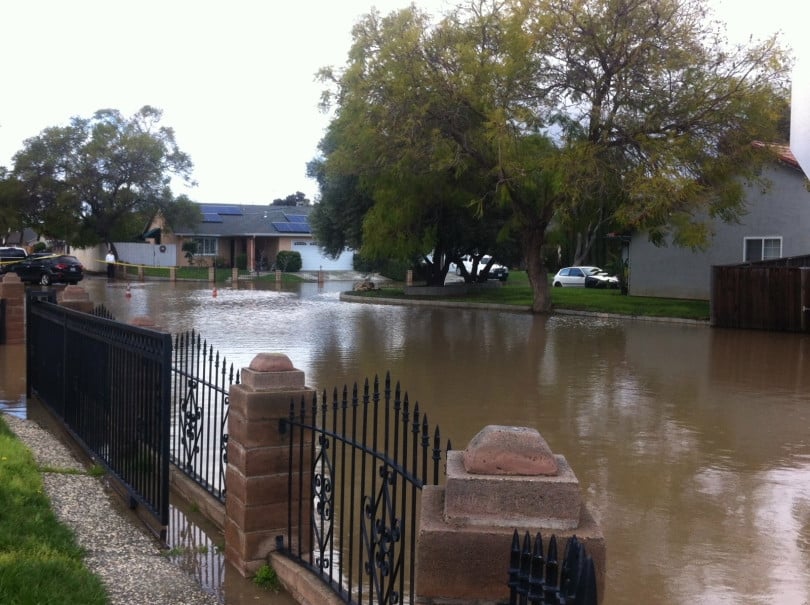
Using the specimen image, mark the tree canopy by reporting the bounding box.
[272,191,312,206]
[313,0,791,310]
[9,105,196,250]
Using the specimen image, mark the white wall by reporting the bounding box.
[792,51,810,175]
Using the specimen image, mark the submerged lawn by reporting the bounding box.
[0,416,108,605]
[358,271,710,321]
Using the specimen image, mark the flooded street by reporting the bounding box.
[4,275,810,604]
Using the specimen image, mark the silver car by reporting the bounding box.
[553,266,619,288]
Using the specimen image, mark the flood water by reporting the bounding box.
[6,276,810,604]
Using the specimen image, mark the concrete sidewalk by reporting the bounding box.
[2,412,221,605]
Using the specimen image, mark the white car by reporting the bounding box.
[553,266,619,288]
[452,255,509,281]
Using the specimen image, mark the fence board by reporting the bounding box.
[711,264,809,332]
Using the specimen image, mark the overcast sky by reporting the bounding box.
[0,0,800,205]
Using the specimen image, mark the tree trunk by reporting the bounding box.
[523,229,551,314]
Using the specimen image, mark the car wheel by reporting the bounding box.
[553,281,562,287]
[39,273,51,286]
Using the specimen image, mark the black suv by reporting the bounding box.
[12,252,84,285]
[0,246,28,275]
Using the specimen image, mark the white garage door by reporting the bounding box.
[292,241,354,271]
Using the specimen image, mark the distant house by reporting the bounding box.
[148,203,354,271]
[628,147,810,299]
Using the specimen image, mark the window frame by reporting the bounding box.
[743,236,782,262]
[192,236,218,256]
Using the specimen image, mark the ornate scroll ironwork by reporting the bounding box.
[180,378,203,469]
[362,465,402,605]
[313,433,335,571]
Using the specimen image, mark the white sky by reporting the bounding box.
[0,0,801,205]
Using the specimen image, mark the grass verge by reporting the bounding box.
[0,416,108,605]
[356,271,710,321]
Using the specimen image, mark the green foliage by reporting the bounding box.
[0,416,108,605]
[275,250,302,273]
[252,563,281,592]
[11,105,194,248]
[271,191,311,206]
[315,0,790,311]
[31,241,47,253]
[182,240,198,265]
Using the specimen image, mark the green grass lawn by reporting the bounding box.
[359,270,710,321]
[0,416,108,605]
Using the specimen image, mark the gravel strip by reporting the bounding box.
[2,413,221,605]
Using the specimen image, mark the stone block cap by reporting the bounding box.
[463,425,558,476]
[249,353,294,372]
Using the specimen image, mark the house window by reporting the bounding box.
[744,237,782,262]
[192,237,218,256]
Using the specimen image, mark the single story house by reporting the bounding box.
[628,147,810,299]
[146,203,354,272]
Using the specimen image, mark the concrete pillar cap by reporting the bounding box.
[249,353,294,372]
[463,425,558,476]
[1,272,22,283]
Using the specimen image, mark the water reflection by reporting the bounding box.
[42,278,810,602]
[0,344,26,418]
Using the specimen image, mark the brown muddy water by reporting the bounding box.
[3,275,810,604]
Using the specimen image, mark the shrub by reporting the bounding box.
[276,250,302,272]
[253,563,281,592]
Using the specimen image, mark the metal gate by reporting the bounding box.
[278,373,447,605]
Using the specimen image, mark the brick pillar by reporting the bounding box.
[416,425,606,604]
[58,285,94,314]
[208,266,215,283]
[225,353,314,576]
[169,266,177,282]
[0,273,26,344]
[232,267,239,283]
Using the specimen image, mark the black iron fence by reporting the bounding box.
[170,330,238,503]
[27,294,172,536]
[278,374,447,605]
[508,530,597,605]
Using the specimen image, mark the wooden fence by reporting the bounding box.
[711,255,810,332]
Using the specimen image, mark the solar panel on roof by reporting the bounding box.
[203,205,243,216]
[202,213,224,223]
[285,214,309,224]
[272,222,311,233]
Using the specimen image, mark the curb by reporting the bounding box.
[339,293,710,326]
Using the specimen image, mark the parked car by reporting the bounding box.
[452,255,509,281]
[0,246,28,275]
[553,266,619,289]
[11,253,84,285]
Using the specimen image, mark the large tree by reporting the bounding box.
[312,7,518,286]
[11,105,195,252]
[317,0,790,311]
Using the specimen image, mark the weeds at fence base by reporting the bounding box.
[253,564,281,592]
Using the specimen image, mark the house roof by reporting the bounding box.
[174,203,313,238]
[752,141,803,172]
